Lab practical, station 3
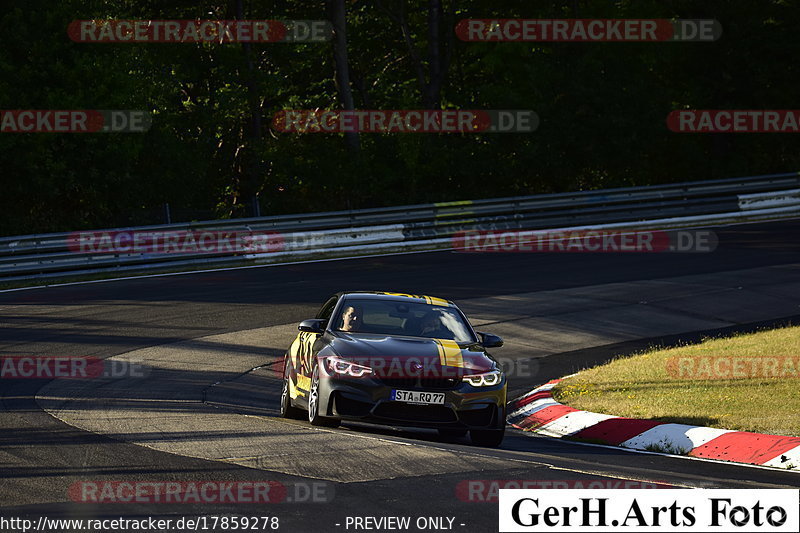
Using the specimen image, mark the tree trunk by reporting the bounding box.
[378,0,451,110]
[328,0,360,151]
[424,0,442,109]
[237,0,263,215]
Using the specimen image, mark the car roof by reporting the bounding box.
[337,291,456,308]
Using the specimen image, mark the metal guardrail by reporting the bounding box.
[1,172,799,284]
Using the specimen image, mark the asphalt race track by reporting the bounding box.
[1,219,799,533]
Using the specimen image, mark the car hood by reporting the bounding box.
[328,332,496,375]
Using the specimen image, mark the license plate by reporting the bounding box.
[391,390,445,405]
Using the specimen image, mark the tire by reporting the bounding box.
[308,365,340,428]
[279,377,305,420]
[438,428,468,440]
[470,427,505,447]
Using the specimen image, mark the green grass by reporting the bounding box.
[552,326,800,437]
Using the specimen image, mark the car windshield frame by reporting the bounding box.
[332,297,478,343]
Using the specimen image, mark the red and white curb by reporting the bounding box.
[507,379,800,471]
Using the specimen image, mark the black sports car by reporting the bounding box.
[279,291,507,447]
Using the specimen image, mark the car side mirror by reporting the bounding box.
[298,319,325,334]
[477,332,503,348]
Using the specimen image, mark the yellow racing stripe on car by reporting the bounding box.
[436,339,465,368]
[289,334,301,366]
[288,377,303,399]
[382,291,422,300]
[425,296,450,307]
[296,373,311,392]
[380,292,452,307]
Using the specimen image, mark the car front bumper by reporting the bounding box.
[319,373,507,430]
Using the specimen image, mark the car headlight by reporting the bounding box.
[325,356,373,378]
[462,370,502,387]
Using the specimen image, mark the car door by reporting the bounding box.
[289,296,338,406]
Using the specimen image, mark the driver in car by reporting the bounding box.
[419,310,450,338]
[340,306,362,332]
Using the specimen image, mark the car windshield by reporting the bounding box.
[334,298,475,343]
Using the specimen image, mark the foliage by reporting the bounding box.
[1,0,798,235]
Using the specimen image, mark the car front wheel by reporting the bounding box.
[308,365,340,428]
[280,378,304,420]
